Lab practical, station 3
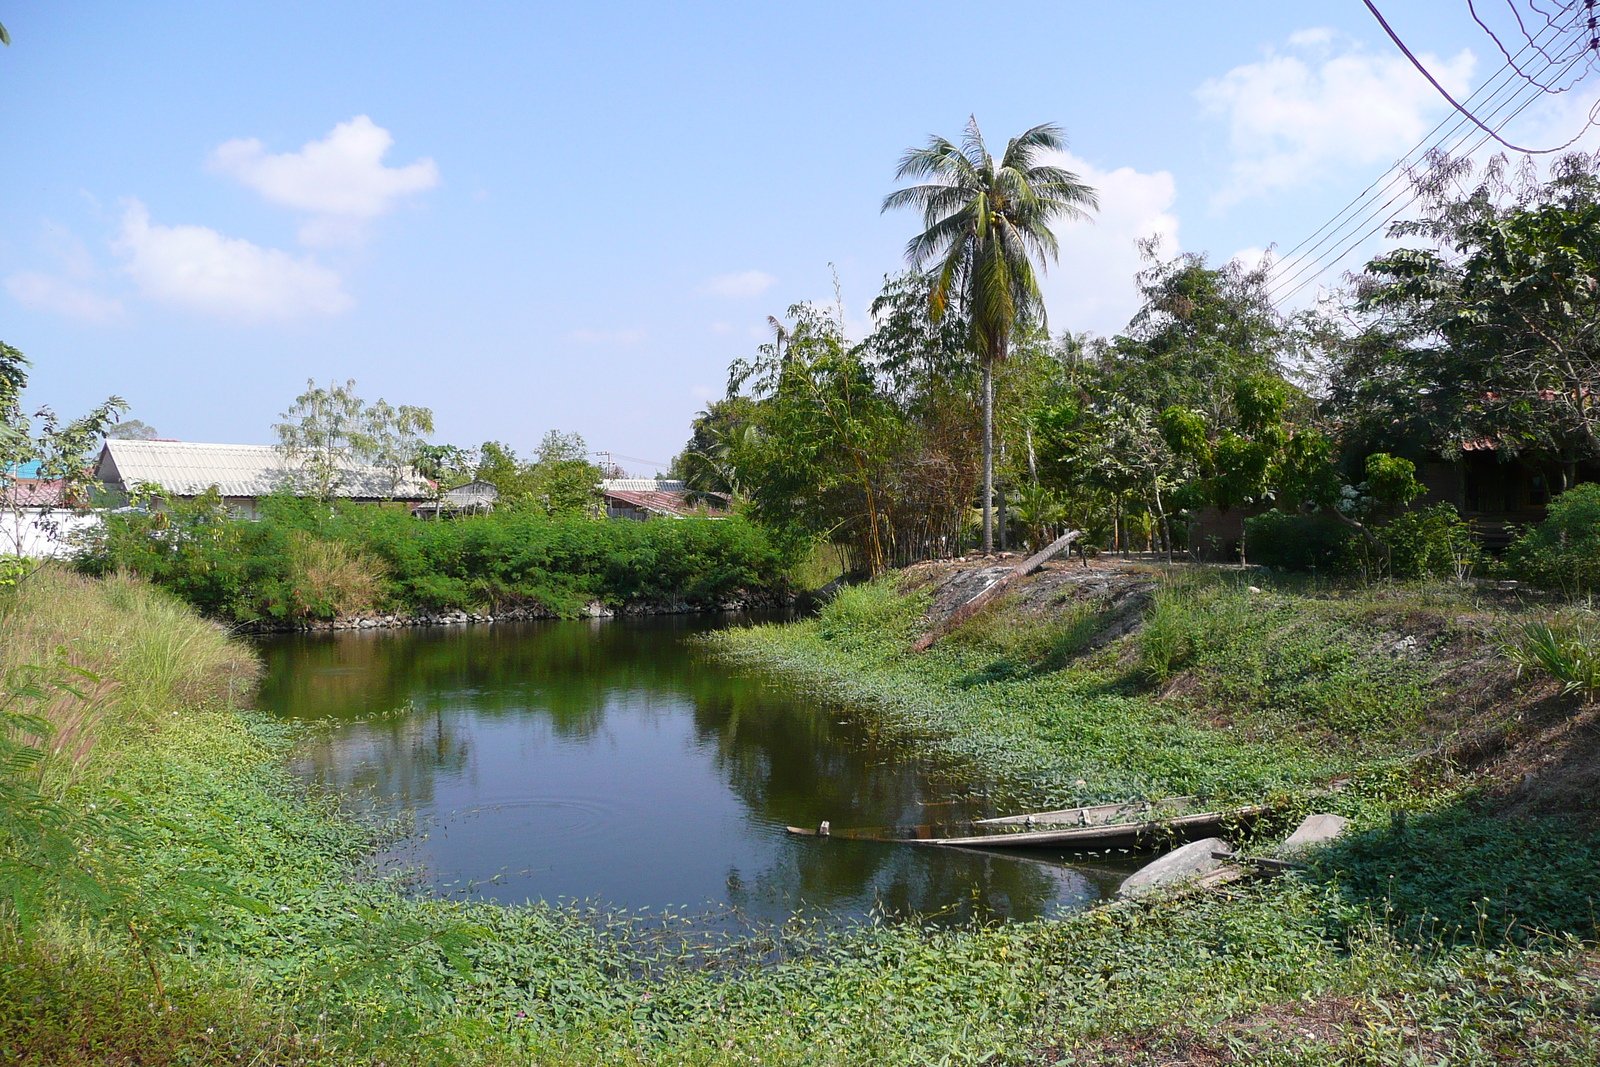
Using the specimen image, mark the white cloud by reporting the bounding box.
[709,321,733,335]
[5,272,124,321]
[112,200,352,320]
[4,223,124,322]
[701,270,776,298]
[568,327,647,345]
[1032,151,1180,334]
[208,115,439,246]
[1197,30,1475,208]
[690,385,718,402]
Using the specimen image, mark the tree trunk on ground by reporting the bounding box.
[982,358,994,554]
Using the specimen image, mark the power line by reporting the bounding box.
[1361,0,1598,154]
[1270,51,1587,303]
[1270,7,1568,274]
[1267,11,1598,303]
[1267,46,1584,302]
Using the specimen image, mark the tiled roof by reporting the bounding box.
[95,440,432,500]
[1,477,67,508]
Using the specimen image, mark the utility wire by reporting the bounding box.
[1268,11,1596,302]
[1362,0,1597,154]
[1270,8,1565,273]
[1268,47,1579,300]
[1270,50,1586,302]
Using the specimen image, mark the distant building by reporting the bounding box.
[0,477,96,558]
[93,440,432,518]
[413,480,499,518]
[596,478,730,520]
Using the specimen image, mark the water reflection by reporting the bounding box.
[257,617,1135,924]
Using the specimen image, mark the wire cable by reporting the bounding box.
[1362,0,1597,154]
[1267,15,1597,302]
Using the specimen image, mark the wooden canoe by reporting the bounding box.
[901,805,1270,849]
[784,800,1269,849]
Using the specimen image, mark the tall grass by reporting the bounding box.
[1504,615,1600,699]
[0,568,257,768]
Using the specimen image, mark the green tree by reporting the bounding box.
[473,441,538,506]
[273,379,372,501]
[530,431,601,515]
[273,379,434,501]
[882,118,1097,553]
[0,341,127,561]
[1341,153,1600,481]
[364,399,436,497]
[104,419,159,440]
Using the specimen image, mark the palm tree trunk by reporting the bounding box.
[982,358,994,554]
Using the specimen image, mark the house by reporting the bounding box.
[597,478,730,520]
[93,439,432,518]
[1412,443,1600,547]
[0,477,98,557]
[413,480,499,518]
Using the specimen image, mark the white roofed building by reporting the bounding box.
[94,440,432,518]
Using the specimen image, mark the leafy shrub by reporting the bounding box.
[1508,482,1600,595]
[76,495,790,621]
[1247,504,1478,581]
[1503,615,1600,698]
[1243,510,1353,573]
[814,578,927,650]
[1379,502,1480,580]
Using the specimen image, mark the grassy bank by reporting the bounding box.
[710,568,1464,816]
[5,568,1600,1064]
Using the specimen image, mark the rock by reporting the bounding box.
[1118,837,1234,899]
[1277,813,1348,855]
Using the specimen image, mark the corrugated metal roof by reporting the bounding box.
[95,440,432,500]
[601,488,729,518]
[599,478,687,492]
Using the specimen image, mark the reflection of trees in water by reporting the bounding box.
[261,618,1092,920]
[726,843,1091,925]
[690,689,1075,920]
[291,707,472,807]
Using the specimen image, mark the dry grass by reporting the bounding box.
[0,567,259,773]
[285,530,386,619]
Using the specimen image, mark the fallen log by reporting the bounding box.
[912,529,1081,652]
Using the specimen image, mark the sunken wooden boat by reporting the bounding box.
[785,796,1271,850]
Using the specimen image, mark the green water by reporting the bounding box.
[257,614,1134,925]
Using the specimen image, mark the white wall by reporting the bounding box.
[0,509,99,558]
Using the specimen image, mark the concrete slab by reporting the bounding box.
[1118,837,1233,899]
[1277,814,1348,855]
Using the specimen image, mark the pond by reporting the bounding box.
[257,615,1137,926]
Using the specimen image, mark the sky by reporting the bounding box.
[4,1,1600,474]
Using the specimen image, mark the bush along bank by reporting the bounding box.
[7,566,1600,1066]
[73,489,793,624]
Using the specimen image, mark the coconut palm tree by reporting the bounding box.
[883,118,1096,553]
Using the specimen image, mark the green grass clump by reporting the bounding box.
[1505,615,1600,699]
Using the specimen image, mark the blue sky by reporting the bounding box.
[4,2,1598,473]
